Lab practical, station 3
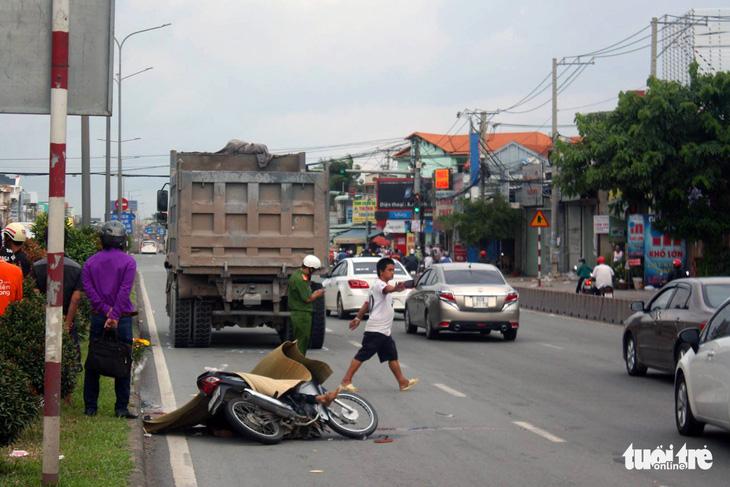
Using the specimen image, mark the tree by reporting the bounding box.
[555,64,730,255]
[327,155,357,193]
[438,194,520,247]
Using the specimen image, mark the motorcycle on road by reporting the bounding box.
[144,341,378,445]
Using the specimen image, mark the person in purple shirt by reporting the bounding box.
[82,221,138,419]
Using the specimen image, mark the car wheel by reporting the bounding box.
[336,294,350,320]
[675,373,705,436]
[502,328,517,341]
[424,311,439,340]
[404,307,417,334]
[325,309,331,317]
[624,335,647,377]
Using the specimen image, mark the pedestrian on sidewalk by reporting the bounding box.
[575,257,592,294]
[82,221,138,419]
[339,258,418,392]
[287,255,325,356]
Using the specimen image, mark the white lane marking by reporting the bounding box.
[513,421,566,443]
[433,383,467,398]
[325,328,334,333]
[348,340,362,348]
[540,343,564,351]
[139,273,198,487]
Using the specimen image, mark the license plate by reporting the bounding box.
[472,296,496,308]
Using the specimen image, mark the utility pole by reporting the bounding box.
[650,17,658,78]
[550,57,594,275]
[550,57,559,275]
[81,116,90,226]
[413,138,421,249]
[479,112,487,200]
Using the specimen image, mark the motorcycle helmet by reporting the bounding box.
[597,256,606,264]
[100,221,127,248]
[302,255,322,270]
[579,257,585,263]
[2,222,27,243]
[480,250,486,256]
[673,259,681,267]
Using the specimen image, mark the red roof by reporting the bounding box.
[398,131,553,159]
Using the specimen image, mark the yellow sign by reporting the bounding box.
[530,210,549,228]
[352,199,376,223]
[434,169,450,189]
[406,233,416,252]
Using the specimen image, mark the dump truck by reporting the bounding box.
[158,149,329,348]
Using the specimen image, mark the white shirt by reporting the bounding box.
[613,250,624,263]
[365,279,394,336]
[591,264,615,289]
[424,256,434,268]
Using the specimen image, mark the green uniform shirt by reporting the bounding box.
[288,269,313,312]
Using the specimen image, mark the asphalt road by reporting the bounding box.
[136,255,729,487]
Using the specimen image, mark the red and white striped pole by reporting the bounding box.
[537,230,542,287]
[43,0,69,483]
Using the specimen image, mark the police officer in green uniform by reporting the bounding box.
[288,255,325,356]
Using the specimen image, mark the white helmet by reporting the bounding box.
[3,222,27,243]
[302,255,322,270]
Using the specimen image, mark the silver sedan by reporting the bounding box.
[404,263,520,340]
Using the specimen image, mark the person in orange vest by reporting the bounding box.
[0,257,23,315]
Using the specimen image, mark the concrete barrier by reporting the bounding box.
[515,286,635,325]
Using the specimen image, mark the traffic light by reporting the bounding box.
[413,193,421,214]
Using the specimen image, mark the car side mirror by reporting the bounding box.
[678,328,700,353]
[630,301,644,312]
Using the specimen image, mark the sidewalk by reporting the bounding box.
[504,275,659,325]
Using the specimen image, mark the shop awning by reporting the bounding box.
[333,228,383,245]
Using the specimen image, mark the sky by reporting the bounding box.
[0,0,728,220]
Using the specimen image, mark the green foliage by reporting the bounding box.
[30,212,101,266]
[0,360,40,447]
[555,64,730,248]
[327,155,357,193]
[0,280,80,398]
[438,194,520,247]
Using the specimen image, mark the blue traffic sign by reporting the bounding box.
[157,227,166,235]
[144,227,154,234]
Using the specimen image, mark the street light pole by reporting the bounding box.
[115,23,170,220]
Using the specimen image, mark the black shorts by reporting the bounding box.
[354,332,398,363]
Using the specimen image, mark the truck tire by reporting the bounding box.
[170,289,192,348]
[192,300,212,348]
[309,282,326,350]
[278,317,294,343]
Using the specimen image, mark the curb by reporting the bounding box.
[128,277,148,487]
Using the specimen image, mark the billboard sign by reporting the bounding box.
[376,178,432,210]
[352,199,376,223]
[434,169,450,189]
[0,0,115,115]
[627,214,645,259]
[644,215,685,287]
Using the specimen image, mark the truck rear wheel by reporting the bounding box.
[170,289,192,348]
[309,282,326,350]
[192,300,212,347]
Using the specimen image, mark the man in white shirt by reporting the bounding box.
[339,258,419,392]
[591,256,615,294]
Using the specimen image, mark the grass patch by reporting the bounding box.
[1,349,134,486]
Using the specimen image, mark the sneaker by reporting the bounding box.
[115,410,139,419]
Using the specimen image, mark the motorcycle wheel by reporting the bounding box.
[325,392,378,439]
[224,399,284,445]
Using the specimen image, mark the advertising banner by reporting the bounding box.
[520,164,543,207]
[593,215,609,234]
[433,196,454,232]
[377,178,432,210]
[384,220,407,234]
[644,215,686,286]
[627,214,645,259]
[352,199,376,223]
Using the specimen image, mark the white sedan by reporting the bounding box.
[140,240,158,254]
[675,297,730,436]
[322,257,412,319]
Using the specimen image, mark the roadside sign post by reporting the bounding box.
[530,210,550,287]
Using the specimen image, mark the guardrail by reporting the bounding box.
[515,287,634,325]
